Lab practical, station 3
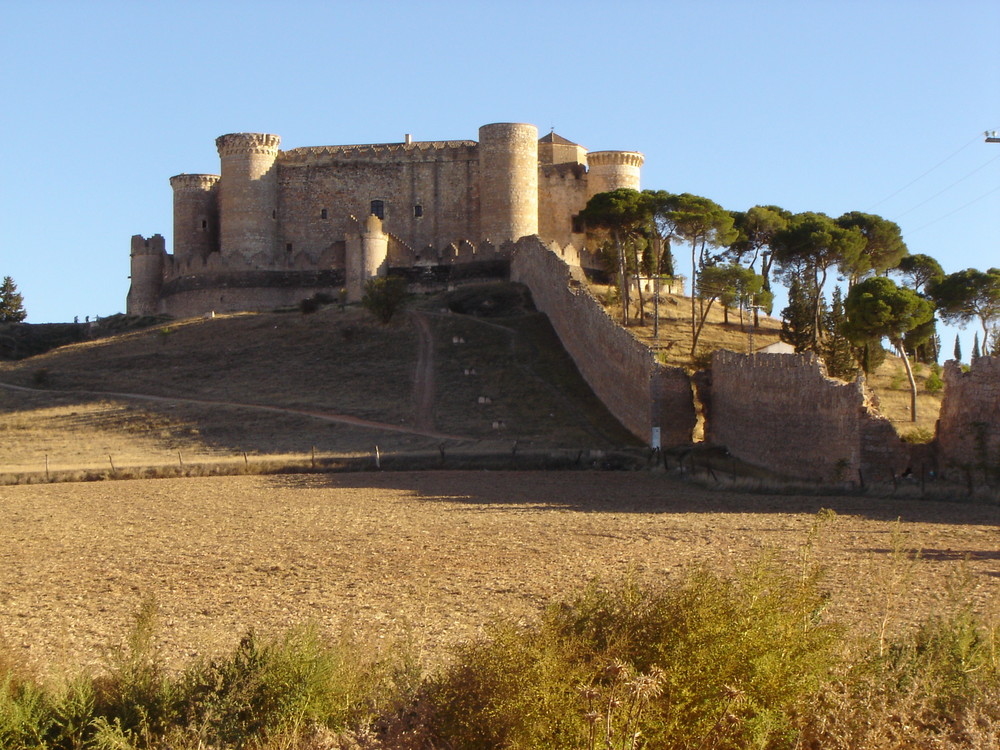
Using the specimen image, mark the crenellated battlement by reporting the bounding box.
[216,132,281,157]
[280,140,477,165]
[586,150,645,168]
[169,174,220,191]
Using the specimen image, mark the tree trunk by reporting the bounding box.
[616,232,629,326]
[897,340,918,422]
[653,237,661,339]
[690,242,697,355]
[631,242,645,324]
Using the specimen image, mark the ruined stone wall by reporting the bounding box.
[937,357,1000,472]
[709,351,909,482]
[511,237,695,446]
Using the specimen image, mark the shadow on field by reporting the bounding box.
[263,470,1000,528]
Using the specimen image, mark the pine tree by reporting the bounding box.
[0,276,26,323]
[822,286,857,379]
[780,277,816,353]
[954,334,962,363]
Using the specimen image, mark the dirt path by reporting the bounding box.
[410,311,436,431]
[0,380,467,442]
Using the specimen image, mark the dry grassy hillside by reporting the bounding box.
[0,281,945,478]
[0,285,639,476]
[594,283,944,434]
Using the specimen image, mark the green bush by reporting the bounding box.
[361,277,408,324]
[408,562,843,749]
[1,566,997,749]
[925,368,944,394]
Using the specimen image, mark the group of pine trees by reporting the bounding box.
[580,188,1000,421]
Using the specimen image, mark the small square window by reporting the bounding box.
[286,243,293,252]
[321,208,328,219]
[370,200,385,219]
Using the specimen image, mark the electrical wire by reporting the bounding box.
[892,152,1000,221]
[904,183,1000,235]
[865,132,983,211]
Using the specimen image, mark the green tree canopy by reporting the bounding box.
[0,276,26,323]
[844,276,934,421]
[580,188,650,325]
[835,211,908,284]
[726,204,790,277]
[772,212,865,352]
[665,194,737,354]
[928,267,1000,350]
[895,253,944,294]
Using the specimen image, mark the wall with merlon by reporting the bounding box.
[511,237,695,446]
[709,350,909,481]
[937,357,1000,472]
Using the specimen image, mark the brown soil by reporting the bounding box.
[1,471,996,677]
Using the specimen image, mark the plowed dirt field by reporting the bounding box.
[1,471,997,676]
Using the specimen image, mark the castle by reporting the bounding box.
[128,123,644,316]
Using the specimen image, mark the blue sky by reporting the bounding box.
[1,0,997,354]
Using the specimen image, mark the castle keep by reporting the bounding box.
[128,123,643,316]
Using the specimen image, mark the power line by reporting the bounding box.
[865,132,983,211]
[892,152,1000,221]
[904,183,1000,236]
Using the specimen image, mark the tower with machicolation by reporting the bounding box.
[128,122,643,316]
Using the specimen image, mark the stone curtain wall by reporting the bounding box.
[511,237,695,446]
[709,351,909,482]
[278,143,480,262]
[937,357,1000,473]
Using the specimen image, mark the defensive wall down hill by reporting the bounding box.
[513,238,1000,485]
[511,237,696,447]
[938,357,1000,477]
[708,351,909,483]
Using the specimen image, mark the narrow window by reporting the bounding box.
[286,243,293,253]
[321,208,328,219]
[201,219,208,230]
[414,204,423,218]
[272,210,276,219]
[370,199,385,219]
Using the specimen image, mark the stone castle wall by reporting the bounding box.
[134,123,646,318]
[937,357,1000,472]
[539,163,588,248]
[278,142,480,260]
[511,237,695,446]
[709,351,910,482]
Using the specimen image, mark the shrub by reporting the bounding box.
[404,561,843,749]
[361,277,408,324]
[901,426,935,444]
[926,368,944,394]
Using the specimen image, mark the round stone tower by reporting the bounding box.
[169,173,220,263]
[127,234,166,315]
[478,123,538,243]
[586,150,645,198]
[215,133,281,264]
